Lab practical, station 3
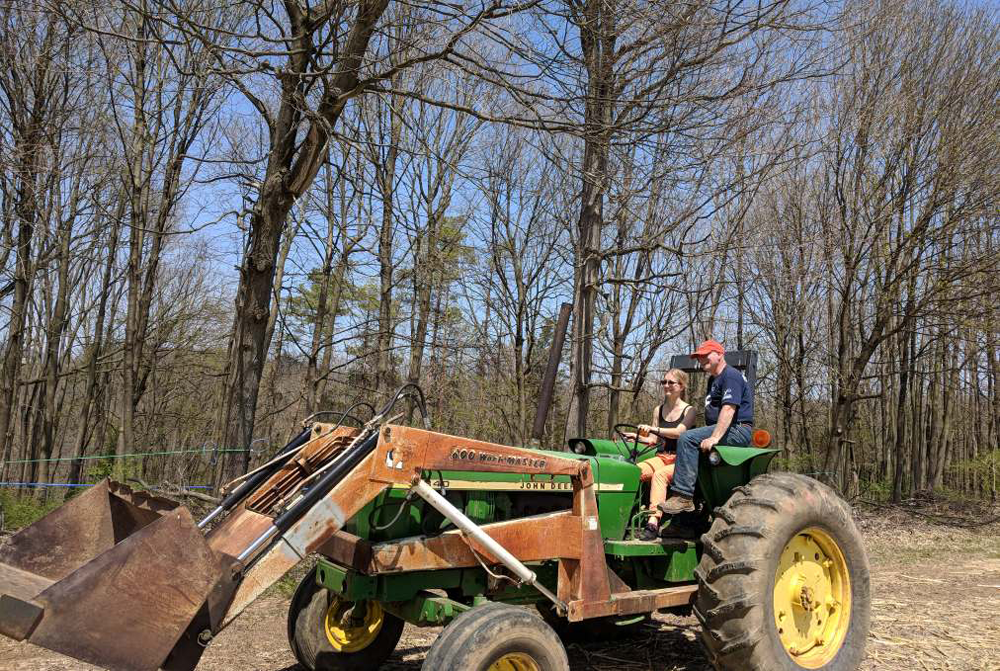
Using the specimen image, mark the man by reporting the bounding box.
[658,339,754,515]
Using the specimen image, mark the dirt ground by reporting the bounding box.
[1,501,998,671]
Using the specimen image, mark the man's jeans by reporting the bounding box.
[670,424,752,498]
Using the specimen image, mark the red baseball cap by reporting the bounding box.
[692,339,725,358]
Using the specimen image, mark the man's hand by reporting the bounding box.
[699,434,720,451]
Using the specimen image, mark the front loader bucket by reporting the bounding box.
[0,480,229,671]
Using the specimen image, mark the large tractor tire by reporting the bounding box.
[694,473,870,671]
[422,602,569,671]
[287,568,404,671]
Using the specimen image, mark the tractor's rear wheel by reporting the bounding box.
[694,473,870,671]
[421,602,568,671]
[287,568,404,671]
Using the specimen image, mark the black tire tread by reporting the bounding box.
[287,569,404,671]
[422,603,568,671]
[695,473,871,671]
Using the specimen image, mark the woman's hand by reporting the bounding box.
[634,425,658,445]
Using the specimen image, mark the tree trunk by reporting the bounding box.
[375,95,402,402]
[37,196,74,487]
[69,199,124,489]
[565,0,615,440]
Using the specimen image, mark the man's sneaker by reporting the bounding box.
[637,525,660,541]
[657,495,695,515]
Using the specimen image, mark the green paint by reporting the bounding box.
[315,558,560,616]
[381,591,470,626]
[413,451,641,541]
[316,560,483,604]
[605,539,699,584]
[714,445,779,467]
[604,538,695,558]
[315,561,376,601]
[697,446,779,509]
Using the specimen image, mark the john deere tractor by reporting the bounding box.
[0,354,870,671]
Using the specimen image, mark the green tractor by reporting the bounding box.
[0,358,870,671]
[291,431,870,671]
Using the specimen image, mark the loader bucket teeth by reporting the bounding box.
[0,480,230,671]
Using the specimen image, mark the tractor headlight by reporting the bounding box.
[708,450,722,466]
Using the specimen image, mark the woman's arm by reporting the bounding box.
[642,404,696,440]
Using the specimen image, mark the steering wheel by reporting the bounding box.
[613,423,658,463]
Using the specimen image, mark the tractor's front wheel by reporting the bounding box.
[287,568,404,671]
[694,473,871,671]
[421,602,568,671]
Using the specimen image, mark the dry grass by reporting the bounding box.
[855,499,1000,671]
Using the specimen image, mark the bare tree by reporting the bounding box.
[91,0,225,472]
[816,0,999,492]
[0,7,77,473]
[529,0,823,437]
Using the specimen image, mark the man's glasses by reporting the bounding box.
[661,380,679,386]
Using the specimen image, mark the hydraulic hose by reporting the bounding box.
[236,430,381,563]
[272,431,380,534]
[197,426,312,529]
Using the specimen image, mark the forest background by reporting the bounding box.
[0,0,997,514]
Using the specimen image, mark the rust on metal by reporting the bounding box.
[220,449,390,629]
[606,566,631,594]
[24,506,223,671]
[161,552,244,671]
[315,530,373,572]
[0,479,177,582]
[567,584,697,621]
[207,425,360,557]
[368,425,587,486]
[369,511,581,573]
[245,427,358,515]
[556,461,612,607]
[0,561,54,602]
[207,506,276,557]
[0,594,43,640]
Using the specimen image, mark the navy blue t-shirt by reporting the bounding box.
[704,366,754,425]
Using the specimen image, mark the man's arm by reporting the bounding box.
[700,404,736,451]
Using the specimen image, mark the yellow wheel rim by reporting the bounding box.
[773,527,851,668]
[488,653,541,671]
[323,597,383,653]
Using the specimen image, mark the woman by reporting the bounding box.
[634,369,696,540]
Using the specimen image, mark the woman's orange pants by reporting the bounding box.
[637,453,676,523]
